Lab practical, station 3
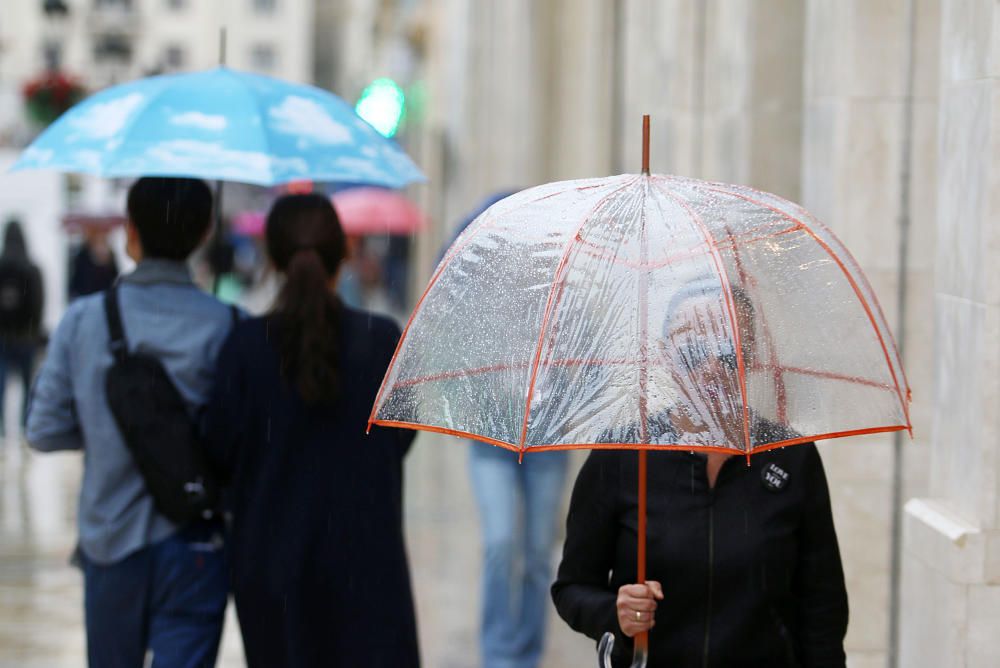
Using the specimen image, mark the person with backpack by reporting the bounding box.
[27,177,233,668]
[0,219,44,437]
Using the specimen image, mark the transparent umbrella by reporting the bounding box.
[370,118,910,666]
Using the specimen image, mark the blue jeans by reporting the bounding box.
[81,521,228,668]
[468,444,569,668]
[0,339,36,432]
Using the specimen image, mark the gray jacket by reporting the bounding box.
[27,260,235,564]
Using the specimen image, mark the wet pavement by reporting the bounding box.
[0,392,595,667]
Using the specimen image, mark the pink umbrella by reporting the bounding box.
[232,211,266,238]
[331,187,425,236]
[61,212,127,233]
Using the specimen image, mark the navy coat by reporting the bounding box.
[205,307,419,667]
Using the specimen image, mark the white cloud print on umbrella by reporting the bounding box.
[11,67,424,188]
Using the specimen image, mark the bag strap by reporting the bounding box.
[230,304,239,328]
[104,285,128,361]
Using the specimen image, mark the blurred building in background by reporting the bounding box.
[0,0,316,326]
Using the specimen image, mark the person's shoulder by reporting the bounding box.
[47,292,103,341]
[224,313,269,346]
[65,290,105,321]
[756,439,823,479]
[342,305,402,340]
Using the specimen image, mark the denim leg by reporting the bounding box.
[0,347,8,435]
[147,523,228,668]
[468,443,520,668]
[513,451,569,667]
[82,547,151,668]
[14,344,35,427]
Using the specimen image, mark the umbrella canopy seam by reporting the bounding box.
[517,177,642,454]
[651,178,754,454]
[695,182,912,432]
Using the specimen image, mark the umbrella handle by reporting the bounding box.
[596,632,648,668]
[598,632,614,668]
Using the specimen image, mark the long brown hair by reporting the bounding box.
[266,194,346,405]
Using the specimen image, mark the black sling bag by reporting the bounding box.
[103,285,227,525]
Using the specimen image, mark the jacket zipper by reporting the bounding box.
[703,502,714,668]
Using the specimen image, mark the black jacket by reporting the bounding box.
[551,442,848,667]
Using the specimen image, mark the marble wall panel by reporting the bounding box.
[803,0,849,99]
[940,0,994,82]
[846,0,909,98]
[750,0,806,110]
[801,98,842,224]
[935,80,994,305]
[840,101,905,270]
[913,0,943,99]
[700,114,750,185]
[966,584,1000,667]
[747,108,803,200]
[899,547,968,667]
[543,0,614,181]
[833,478,893,650]
[931,295,999,529]
[704,0,751,116]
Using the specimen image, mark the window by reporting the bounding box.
[42,0,70,16]
[43,41,63,70]
[94,0,133,8]
[164,45,185,69]
[165,0,185,9]
[93,34,132,62]
[252,0,276,12]
[250,44,276,72]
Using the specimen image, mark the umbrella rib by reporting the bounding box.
[638,182,651,446]
[517,177,642,455]
[683,176,912,400]
[693,183,912,432]
[232,69,284,185]
[786,196,913,401]
[367,184,600,431]
[651,179,754,454]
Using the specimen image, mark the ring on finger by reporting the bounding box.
[635,610,642,621]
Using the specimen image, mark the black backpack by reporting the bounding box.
[0,261,34,334]
[103,285,233,525]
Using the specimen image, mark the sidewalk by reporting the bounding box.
[0,424,596,667]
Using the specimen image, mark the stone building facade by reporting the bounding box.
[399,0,995,664]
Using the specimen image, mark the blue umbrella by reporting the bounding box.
[11,67,424,188]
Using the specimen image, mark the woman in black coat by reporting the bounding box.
[550,280,849,667]
[204,194,419,667]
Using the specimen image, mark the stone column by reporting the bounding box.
[800,1,938,665]
[619,0,803,199]
[899,0,1000,665]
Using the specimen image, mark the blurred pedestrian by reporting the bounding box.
[551,279,848,667]
[27,178,231,667]
[68,226,119,300]
[203,193,420,667]
[471,445,568,668]
[0,219,44,436]
[444,190,568,668]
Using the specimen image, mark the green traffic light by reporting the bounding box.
[355,78,406,138]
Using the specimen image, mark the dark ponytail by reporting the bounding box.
[266,194,347,406]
